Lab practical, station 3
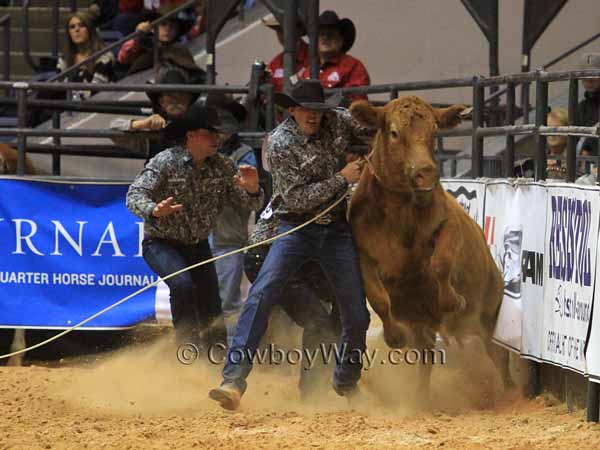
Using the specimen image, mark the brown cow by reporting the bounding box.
[0,143,36,175]
[349,96,508,403]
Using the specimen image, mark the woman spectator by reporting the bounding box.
[546,107,569,180]
[57,12,115,99]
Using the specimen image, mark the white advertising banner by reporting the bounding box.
[442,179,486,228]
[586,248,600,383]
[515,181,547,361]
[541,183,600,374]
[484,180,522,352]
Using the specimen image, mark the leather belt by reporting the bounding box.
[279,210,344,225]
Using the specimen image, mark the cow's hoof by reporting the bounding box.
[383,330,407,349]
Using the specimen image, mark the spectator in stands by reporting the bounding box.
[126,104,263,351]
[546,107,569,180]
[576,53,600,157]
[185,1,207,41]
[204,95,256,341]
[111,1,145,37]
[57,12,115,99]
[110,64,203,159]
[297,10,370,103]
[88,0,120,30]
[262,14,308,93]
[117,8,194,74]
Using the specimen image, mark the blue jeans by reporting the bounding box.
[143,238,227,348]
[222,220,370,394]
[209,241,245,342]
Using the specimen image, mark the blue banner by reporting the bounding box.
[0,177,158,328]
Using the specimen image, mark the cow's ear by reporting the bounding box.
[433,104,466,129]
[349,100,384,129]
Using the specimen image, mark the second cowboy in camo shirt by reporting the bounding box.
[210,79,370,411]
[126,103,264,351]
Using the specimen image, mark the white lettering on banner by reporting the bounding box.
[52,272,96,286]
[548,196,592,287]
[12,219,44,256]
[0,271,49,284]
[2,219,140,257]
[135,222,144,258]
[91,222,125,257]
[51,220,87,256]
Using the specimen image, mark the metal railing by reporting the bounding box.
[0,67,599,180]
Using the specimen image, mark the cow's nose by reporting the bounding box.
[410,164,439,190]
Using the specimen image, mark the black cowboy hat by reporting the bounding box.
[163,104,225,141]
[274,79,334,111]
[203,93,248,124]
[146,66,201,110]
[319,10,356,54]
[139,8,194,39]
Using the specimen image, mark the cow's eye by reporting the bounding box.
[390,130,399,140]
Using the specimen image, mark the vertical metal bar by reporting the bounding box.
[488,0,500,126]
[471,76,484,178]
[52,112,61,175]
[567,77,579,182]
[504,82,516,177]
[206,0,217,84]
[521,82,530,123]
[283,0,298,94]
[525,360,540,398]
[390,88,398,101]
[15,84,28,176]
[587,381,600,422]
[534,72,548,181]
[52,0,59,59]
[70,0,77,12]
[451,159,457,178]
[307,0,320,80]
[246,61,266,130]
[2,16,10,85]
[264,83,275,131]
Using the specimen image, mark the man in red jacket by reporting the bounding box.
[297,10,370,103]
[262,14,309,93]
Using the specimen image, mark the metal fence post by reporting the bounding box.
[587,381,600,422]
[504,82,516,177]
[534,70,548,181]
[567,76,579,182]
[52,112,61,175]
[471,76,485,178]
[263,83,275,131]
[14,82,29,176]
[246,60,266,130]
[1,15,10,88]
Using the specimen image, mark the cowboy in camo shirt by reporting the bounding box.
[210,79,370,411]
[126,104,263,350]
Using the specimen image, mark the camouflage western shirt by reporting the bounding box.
[126,146,264,245]
[266,107,367,218]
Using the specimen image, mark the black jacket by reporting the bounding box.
[577,90,600,155]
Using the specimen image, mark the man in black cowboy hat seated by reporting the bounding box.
[297,10,370,103]
[117,7,195,74]
[110,64,203,160]
[209,79,370,411]
[126,104,264,352]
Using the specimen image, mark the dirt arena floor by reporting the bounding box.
[2,331,600,450]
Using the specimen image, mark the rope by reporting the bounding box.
[0,191,350,361]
